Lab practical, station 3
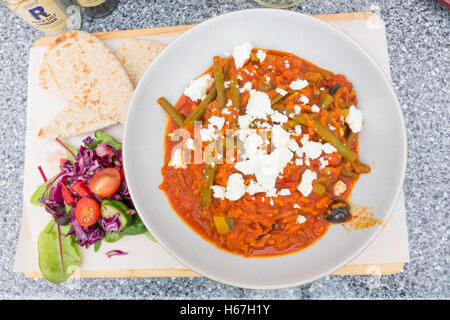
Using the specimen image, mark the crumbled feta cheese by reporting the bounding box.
[200,127,217,142]
[271,111,289,124]
[246,180,265,195]
[269,198,274,206]
[208,116,225,130]
[287,139,300,152]
[243,132,264,156]
[232,42,252,69]
[225,173,246,201]
[211,185,226,200]
[294,105,301,114]
[328,125,336,131]
[295,158,303,166]
[265,75,271,82]
[256,49,266,62]
[278,188,291,196]
[296,215,306,224]
[322,143,337,154]
[345,105,363,133]
[266,188,278,197]
[293,204,301,209]
[297,169,317,197]
[297,135,323,160]
[311,104,320,112]
[299,95,309,105]
[319,157,328,169]
[240,81,252,93]
[333,180,347,196]
[245,90,273,120]
[294,125,302,136]
[168,148,186,169]
[290,79,309,90]
[184,74,214,102]
[275,88,288,96]
[224,81,231,89]
[237,75,243,81]
[185,138,195,150]
[225,100,232,108]
[271,125,291,148]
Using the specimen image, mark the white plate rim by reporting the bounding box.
[123,8,408,289]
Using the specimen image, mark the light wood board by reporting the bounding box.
[26,11,405,279]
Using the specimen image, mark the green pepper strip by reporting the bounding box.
[312,183,326,195]
[320,93,334,109]
[183,87,217,127]
[156,97,185,127]
[213,56,226,107]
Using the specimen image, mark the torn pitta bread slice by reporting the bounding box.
[114,38,167,87]
[39,30,134,124]
[38,102,116,138]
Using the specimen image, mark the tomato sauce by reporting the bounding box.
[159,49,362,257]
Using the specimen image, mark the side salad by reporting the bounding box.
[31,131,155,284]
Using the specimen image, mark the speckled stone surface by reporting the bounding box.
[0,0,449,299]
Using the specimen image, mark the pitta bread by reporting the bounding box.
[38,102,116,138]
[114,38,166,87]
[39,30,134,124]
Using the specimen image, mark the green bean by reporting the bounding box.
[312,119,357,162]
[259,83,274,92]
[213,56,226,107]
[352,160,371,174]
[270,89,294,106]
[230,75,240,111]
[200,164,216,208]
[156,97,185,127]
[341,169,360,179]
[346,131,356,147]
[183,87,217,127]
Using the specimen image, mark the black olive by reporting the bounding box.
[325,201,352,223]
[329,85,343,97]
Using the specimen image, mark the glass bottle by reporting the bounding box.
[75,0,117,18]
[254,0,304,8]
[3,0,72,35]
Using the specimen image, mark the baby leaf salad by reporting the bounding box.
[31,131,155,284]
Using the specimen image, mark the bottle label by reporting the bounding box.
[9,0,67,33]
[76,0,106,7]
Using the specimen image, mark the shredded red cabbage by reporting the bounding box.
[100,213,121,233]
[39,134,133,248]
[105,250,128,258]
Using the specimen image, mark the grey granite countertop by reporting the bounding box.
[0,0,449,299]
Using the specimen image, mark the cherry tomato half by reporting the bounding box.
[88,167,122,197]
[75,198,100,227]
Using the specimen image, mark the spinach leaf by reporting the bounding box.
[30,177,56,207]
[103,231,122,243]
[121,215,157,242]
[88,131,122,151]
[57,139,78,163]
[38,219,81,284]
[120,215,147,236]
[94,241,102,252]
[145,231,157,242]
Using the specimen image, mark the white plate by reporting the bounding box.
[123,9,407,289]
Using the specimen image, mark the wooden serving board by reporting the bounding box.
[25,11,406,279]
